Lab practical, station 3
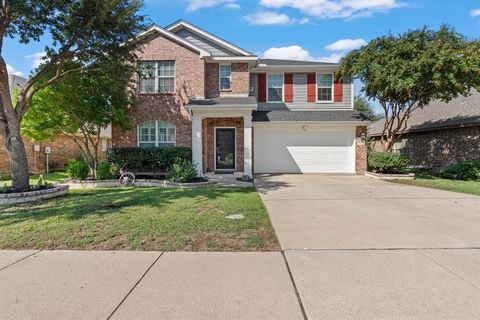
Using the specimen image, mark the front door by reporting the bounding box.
[215,128,236,172]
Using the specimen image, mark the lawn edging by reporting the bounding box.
[365,171,415,180]
[0,185,69,205]
[67,179,216,189]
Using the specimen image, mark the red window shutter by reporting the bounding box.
[334,78,343,102]
[284,73,293,102]
[257,74,266,103]
[307,73,316,102]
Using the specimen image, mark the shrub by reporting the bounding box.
[96,161,119,180]
[437,160,480,181]
[167,157,197,183]
[107,147,192,173]
[368,151,409,174]
[66,159,90,180]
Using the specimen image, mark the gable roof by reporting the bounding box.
[165,20,255,57]
[369,90,480,136]
[136,24,211,57]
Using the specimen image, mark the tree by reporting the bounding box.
[0,0,145,191]
[354,96,380,121]
[340,26,480,152]
[22,60,134,178]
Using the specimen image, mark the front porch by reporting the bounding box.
[189,97,256,178]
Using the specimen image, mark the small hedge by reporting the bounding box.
[96,161,120,180]
[437,160,480,181]
[67,159,90,180]
[368,151,409,174]
[107,147,192,173]
[167,158,197,182]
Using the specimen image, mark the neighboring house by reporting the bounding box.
[0,75,112,175]
[112,20,369,176]
[369,90,480,168]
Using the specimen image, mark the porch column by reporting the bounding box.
[192,116,203,176]
[243,115,253,177]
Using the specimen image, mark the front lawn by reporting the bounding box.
[0,186,279,251]
[1,172,69,187]
[389,175,480,196]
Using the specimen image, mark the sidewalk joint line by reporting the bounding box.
[0,250,41,272]
[417,250,480,292]
[106,252,164,320]
[281,250,309,320]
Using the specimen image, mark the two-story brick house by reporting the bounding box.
[112,20,369,177]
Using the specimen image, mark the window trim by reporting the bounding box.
[267,72,284,103]
[137,120,176,147]
[315,72,334,104]
[138,61,176,94]
[219,64,232,91]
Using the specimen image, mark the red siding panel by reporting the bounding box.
[258,74,266,103]
[334,78,343,102]
[307,73,316,102]
[284,73,293,103]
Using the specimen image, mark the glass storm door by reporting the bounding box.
[215,128,236,171]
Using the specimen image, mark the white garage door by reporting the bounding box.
[254,124,355,174]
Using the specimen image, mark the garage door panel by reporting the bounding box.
[254,125,355,174]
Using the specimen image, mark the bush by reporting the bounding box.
[368,151,409,174]
[167,158,197,183]
[96,161,119,180]
[107,147,192,173]
[437,160,480,181]
[66,159,90,180]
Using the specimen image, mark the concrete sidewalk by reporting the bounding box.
[0,250,304,320]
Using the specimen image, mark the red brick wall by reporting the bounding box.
[202,118,244,173]
[0,135,107,175]
[113,32,207,148]
[355,126,368,174]
[205,63,219,98]
[231,63,249,95]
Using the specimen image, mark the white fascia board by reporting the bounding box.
[252,121,370,126]
[136,25,211,58]
[209,56,259,62]
[166,20,254,57]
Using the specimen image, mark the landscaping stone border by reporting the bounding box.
[365,171,416,180]
[0,185,69,205]
[67,179,216,189]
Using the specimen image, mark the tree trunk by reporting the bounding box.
[3,126,30,191]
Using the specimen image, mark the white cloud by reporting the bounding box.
[186,0,239,11]
[6,64,23,76]
[325,38,366,51]
[258,0,404,19]
[25,51,47,68]
[244,10,309,25]
[472,9,480,17]
[262,45,347,63]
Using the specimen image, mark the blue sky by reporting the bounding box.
[4,0,480,105]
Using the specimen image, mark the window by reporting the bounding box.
[392,142,403,154]
[138,61,175,94]
[316,74,333,102]
[268,74,283,102]
[219,64,231,90]
[138,121,176,148]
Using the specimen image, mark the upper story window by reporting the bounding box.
[316,74,333,102]
[219,64,231,90]
[138,61,175,94]
[268,74,283,102]
[138,120,176,148]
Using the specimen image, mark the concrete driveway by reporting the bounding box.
[256,174,480,319]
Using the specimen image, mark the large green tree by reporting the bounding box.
[0,0,144,191]
[354,96,380,121]
[22,60,134,177]
[340,26,480,152]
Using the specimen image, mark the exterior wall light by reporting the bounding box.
[302,125,308,131]
[360,132,367,142]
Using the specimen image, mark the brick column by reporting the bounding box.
[355,126,368,174]
[243,115,252,177]
[192,116,203,176]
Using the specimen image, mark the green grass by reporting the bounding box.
[389,174,480,196]
[0,186,279,251]
[1,172,69,187]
